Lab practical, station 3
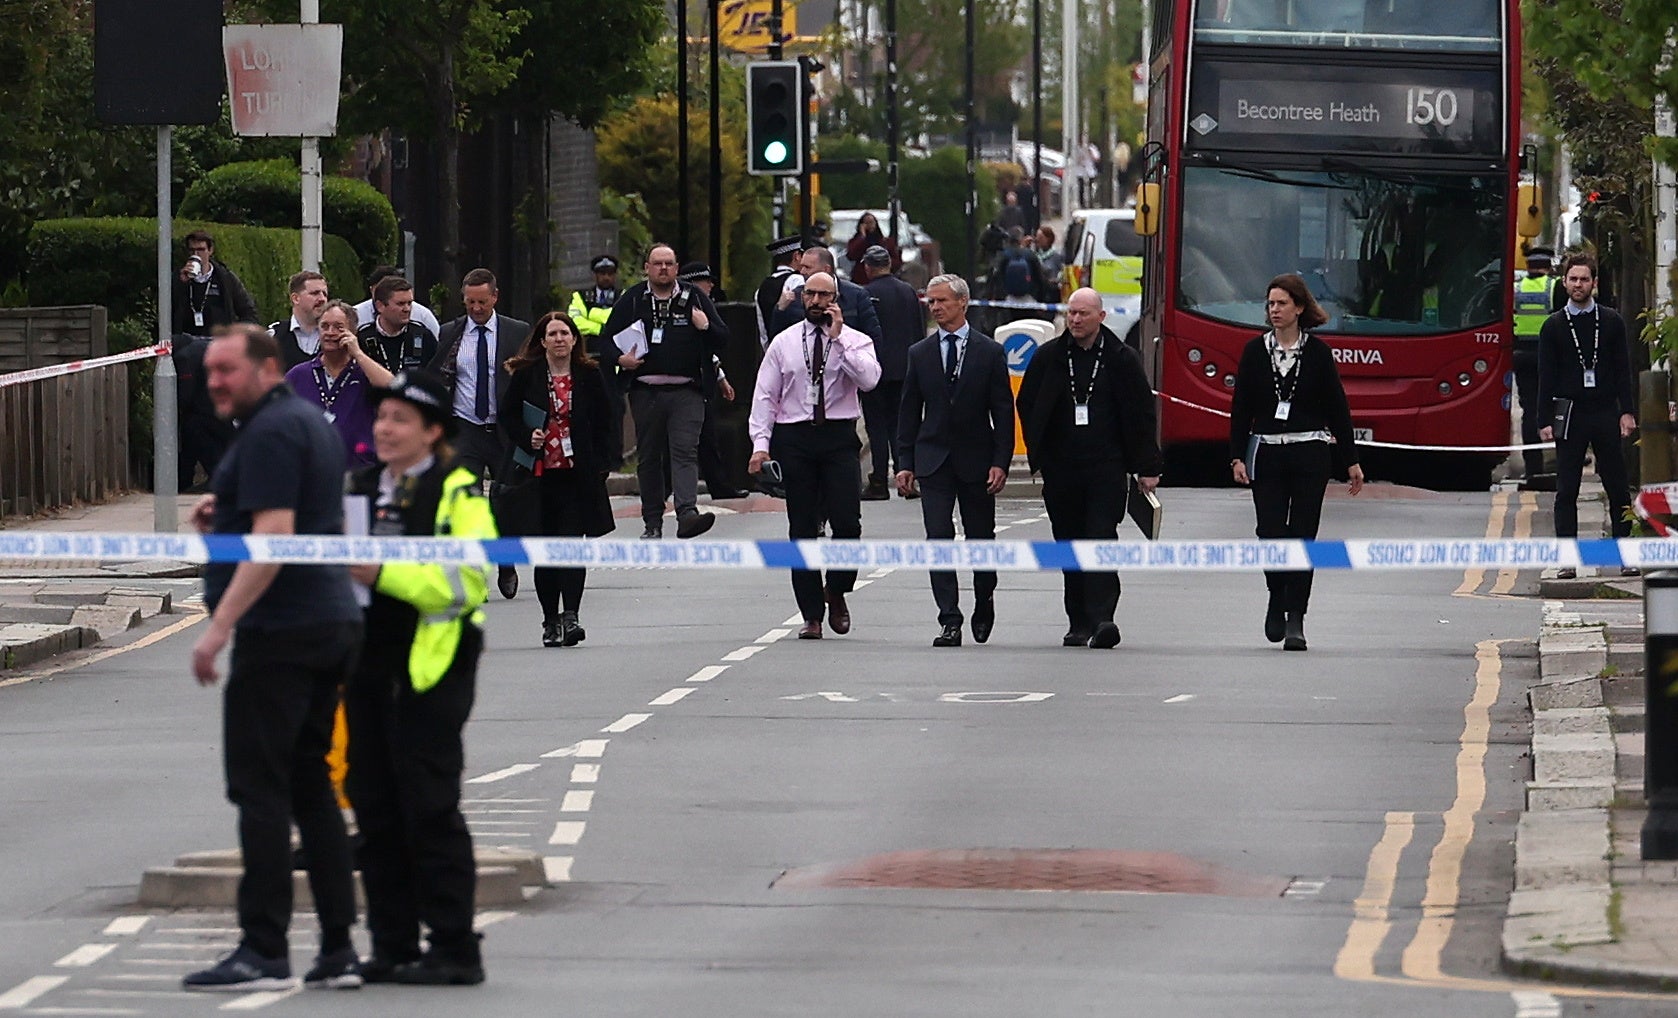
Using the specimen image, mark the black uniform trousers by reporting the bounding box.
[535,469,588,616]
[860,380,904,483]
[1512,346,1546,477]
[345,625,483,966]
[771,420,863,622]
[1040,460,1126,632]
[1554,403,1633,539]
[919,465,997,627]
[452,422,507,484]
[1250,441,1331,616]
[223,621,361,960]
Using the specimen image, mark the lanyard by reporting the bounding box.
[942,333,965,382]
[1067,335,1103,406]
[311,360,353,414]
[1267,332,1305,404]
[803,325,832,385]
[546,367,572,419]
[1567,309,1599,370]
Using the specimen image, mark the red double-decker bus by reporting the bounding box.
[1136,0,1522,488]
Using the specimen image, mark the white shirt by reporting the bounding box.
[290,314,322,357]
[355,298,441,339]
[452,314,499,424]
[1565,299,1598,316]
[933,322,971,380]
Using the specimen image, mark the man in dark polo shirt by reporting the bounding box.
[184,324,364,993]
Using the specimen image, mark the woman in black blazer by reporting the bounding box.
[499,311,617,648]
[1229,274,1364,652]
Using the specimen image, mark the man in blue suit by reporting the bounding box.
[895,274,1015,647]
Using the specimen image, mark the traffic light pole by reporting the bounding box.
[677,0,690,260]
[799,56,814,242]
[886,0,900,244]
[709,0,723,279]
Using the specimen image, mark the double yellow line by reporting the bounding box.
[1454,490,1538,598]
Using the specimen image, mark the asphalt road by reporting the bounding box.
[0,484,1672,1016]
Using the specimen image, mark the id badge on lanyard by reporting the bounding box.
[560,434,574,458]
[1275,400,1292,421]
[1583,369,1597,388]
[651,326,664,345]
[1074,404,1091,427]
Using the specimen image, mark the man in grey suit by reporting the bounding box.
[428,267,530,597]
[895,274,1015,647]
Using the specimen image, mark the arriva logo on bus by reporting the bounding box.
[1331,347,1385,365]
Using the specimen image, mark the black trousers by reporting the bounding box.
[1555,403,1633,538]
[1250,441,1331,616]
[860,380,904,483]
[179,413,231,491]
[452,422,507,483]
[1041,461,1126,632]
[534,469,588,617]
[1512,346,1546,477]
[223,621,362,959]
[771,420,863,622]
[919,465,997,626]
[345,625,483,966]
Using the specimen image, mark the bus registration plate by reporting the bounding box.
[1353,428,1373,443]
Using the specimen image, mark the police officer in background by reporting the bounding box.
[756,235,805,347]
[568,255,620,355]
[861,244,925,500]
[1511,246,1556,482]
[1537,252,1639,579]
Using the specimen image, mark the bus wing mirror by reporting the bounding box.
[1515,182,1543,239]
[1134,183,1161,237]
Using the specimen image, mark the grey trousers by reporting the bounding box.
[629,384,705,525]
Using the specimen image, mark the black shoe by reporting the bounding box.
[560,610,585,646]
[640,523,663,539]
[1283,613,1308,651]
[971,598,995,643]
[359,953,420,985]
[497,565,519,599]
[1088,622,1122,649]
[709,486,749,500]
[1555,567,1577,580]
[933,623,962,647]
[389,955,485,986]
[1264,596,1285,644]
[1062,629,1093,647]
[542,618,561,648]
[861,478,890,501]
[182,945,293,992]
[676,510,716,539]
[303,946,363,990]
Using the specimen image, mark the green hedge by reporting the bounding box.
[178,159,397,273]
[26,218,362,324]
[901,146,998,280]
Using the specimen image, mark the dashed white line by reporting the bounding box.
[600,713,650,733]
[560,790,595,812]
[543,856,574,883]
[782,613,804,626]
[754,630,790,644]
[994,524,1012,532]
[55,944,118,968]
[570,764,600,784]
[220,986,301,1010]
[649,687,695,706]
[722,646,766,661]
[867,569,892,578]
[101,917,150,937]
[1511,991,1561,1017]
[465,762,540,785]
[548,821,586,845]
[0,976,69,1009]
[688,665,730,681]
[1163,694,1196,704]
[543,739,608,759]
[474,911,517,929]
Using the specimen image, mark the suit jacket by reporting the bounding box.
[897,328,1015,482]
[1016,324,1162,478]
[769,276,883,345]
[429,312,531,419]
[499,360,618,536]
[865,274,924,383]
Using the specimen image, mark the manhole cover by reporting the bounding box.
[772,849,1287,896]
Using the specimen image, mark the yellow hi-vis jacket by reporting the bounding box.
[372,465,498,692]
[1513,274,1551,338]
[568,290,613,339]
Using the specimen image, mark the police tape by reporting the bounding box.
[0,531,1670,572]
[1157,390,1551,453]
[0,342,172,390]
[955,298,1069,313]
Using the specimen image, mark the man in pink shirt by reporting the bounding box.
[749,272,882,639]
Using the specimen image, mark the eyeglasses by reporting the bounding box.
[803,289,836,299]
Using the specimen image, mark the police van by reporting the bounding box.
[1061,208,1144,342]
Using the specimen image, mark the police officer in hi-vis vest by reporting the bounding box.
[1512,246,1558,481]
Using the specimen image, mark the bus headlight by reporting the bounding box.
[1473,359,1489,374]
[1187,348,1203,363]
[1203,363,1218,378]
[1438,381,1452,395]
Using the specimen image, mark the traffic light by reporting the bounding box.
[747,61,805,176]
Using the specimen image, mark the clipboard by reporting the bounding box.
[1127,475,1162,540]
[510,399,548,470]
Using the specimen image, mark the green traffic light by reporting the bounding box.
[764,140,789,165]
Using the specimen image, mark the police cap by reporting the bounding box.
[590,255,619,273]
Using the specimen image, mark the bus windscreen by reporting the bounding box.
[1192,0,1500,52]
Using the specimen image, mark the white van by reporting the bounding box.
[1062,208,1143,337]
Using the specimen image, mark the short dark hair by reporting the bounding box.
[184,230,215,249]
[215,323,280,365]
[365,264,399,289]
[462,268,498,290]
[1561,252,1599,279]
[288,270,326,294]
[803,246,836,270]
[373,276,414,304]
[644,242,677,264]
[1266,273,1329,330]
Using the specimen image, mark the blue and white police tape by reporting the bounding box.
[1,532,1673,572]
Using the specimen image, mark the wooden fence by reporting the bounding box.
[0,307,131,519]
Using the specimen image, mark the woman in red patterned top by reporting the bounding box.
[500,312,619,647]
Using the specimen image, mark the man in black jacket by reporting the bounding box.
[861,245,924,500]
[1016,287,1161,649]
[1537,252,1638,577]
[172,231,260,336]
[896,274,1014,647]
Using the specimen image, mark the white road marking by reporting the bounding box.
[1511,991,1561,1017]
[688,666,729,683]
[721,646,765,661]
[1163,694,1196,704]
[543,739,608,759]
[938,691,1054,703]
[780,691,860,702]
[220,987,301,1010]
[543,856,574,883]
[101,917,150,937]
[1283,877,1328,897]
[474,911,517,929]
[461,808,544,815]
[994,525,1011,532]
[465,763,540,784]
[28,1007,143,1015]
[867,569,892,578]
[55,944,118,968]
[601,714,650,733]
[852,579,872,589]
[755,630,789,644]
[0,976,69,1009]
[560,790,595,812]
[649,687,695,706]
[548,821,586,845]
[461,820,535,827]
[783,613,804,626]
[570,764,600,784]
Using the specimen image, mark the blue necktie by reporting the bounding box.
[944,335,958,387]
[474,324,490,421]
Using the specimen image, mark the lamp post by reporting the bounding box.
[964,0,976,278]
[709,0,724,279]
[677,0,690,258]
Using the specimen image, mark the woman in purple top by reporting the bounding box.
[285,300,394,467]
